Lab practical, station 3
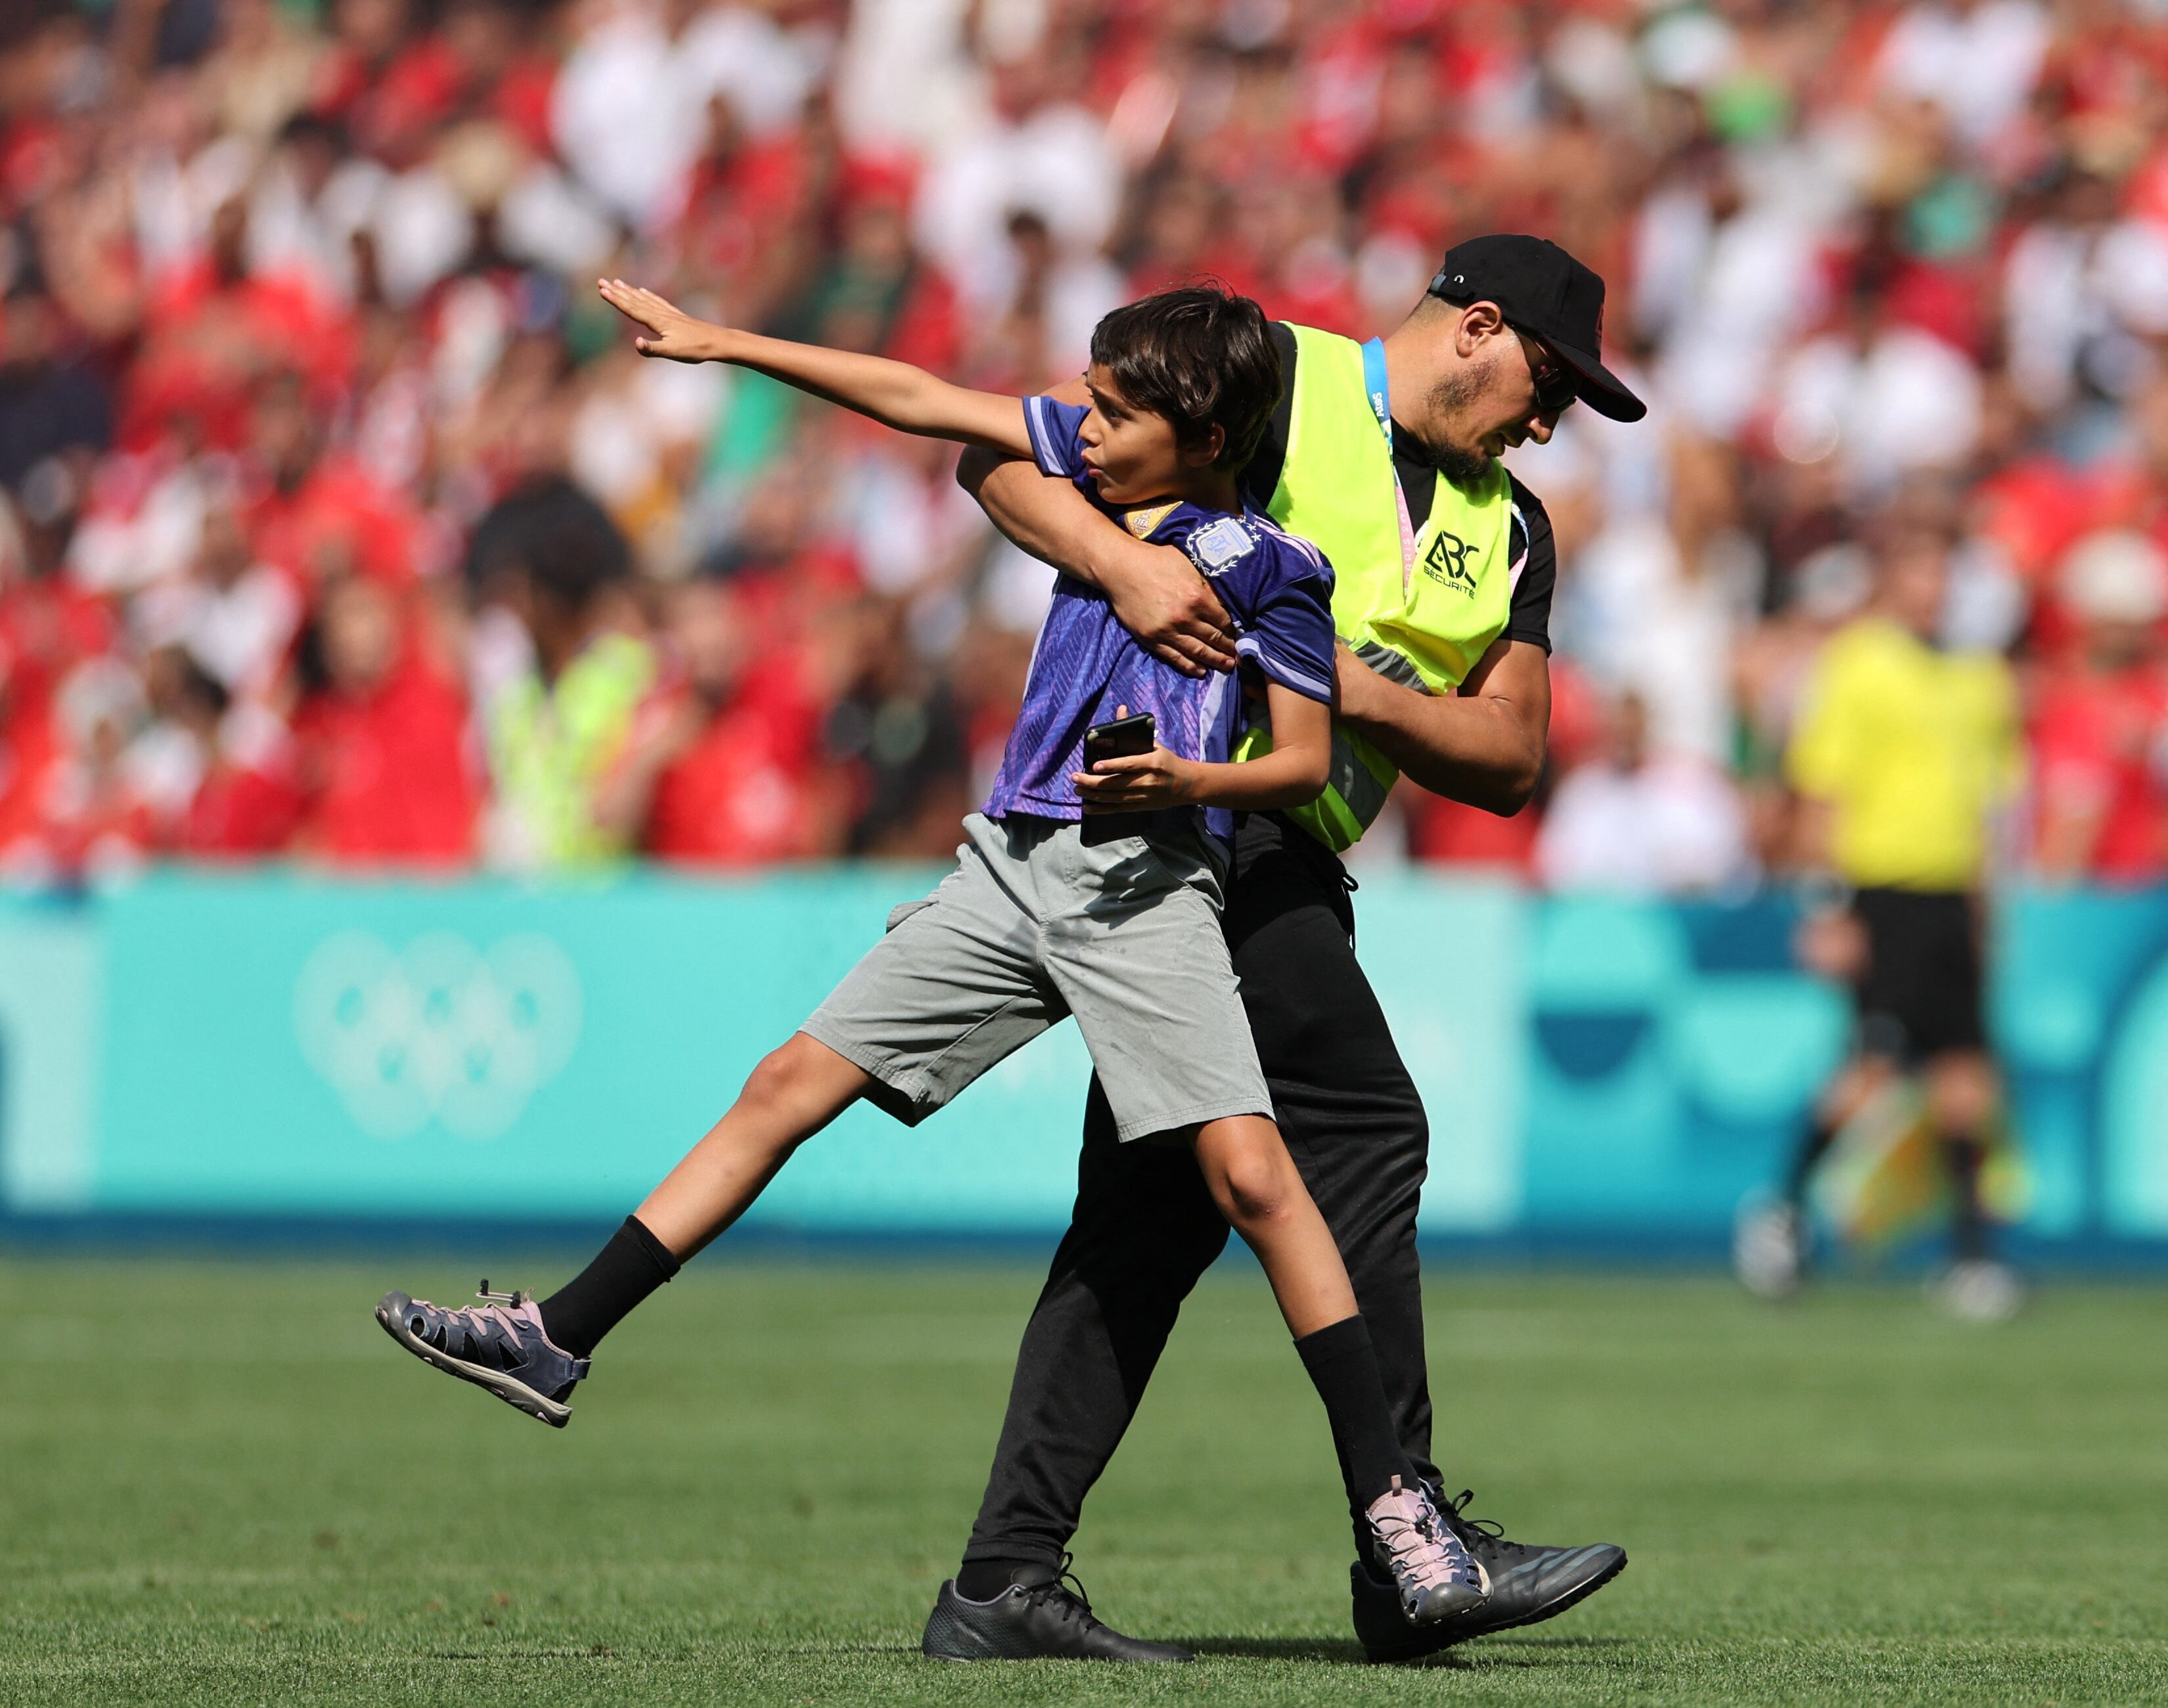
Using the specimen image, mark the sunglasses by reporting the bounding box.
[1514,327,1579,415]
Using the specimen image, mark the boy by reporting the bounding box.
[376,281,1485,1632]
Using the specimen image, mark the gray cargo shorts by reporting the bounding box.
[800,812,1273,1142]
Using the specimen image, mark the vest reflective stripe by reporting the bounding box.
[1242,324,1517,851]
[1353,639,1428,692]
[1322,723,1396,838]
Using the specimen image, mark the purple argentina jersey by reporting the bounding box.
[982,395,1337,847]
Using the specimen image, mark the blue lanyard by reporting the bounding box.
[1361,338,1393,445]
[1361,337,1420,591]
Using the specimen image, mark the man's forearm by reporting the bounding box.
[1336,640,1550,814]
[958,448,1152,588]
[1349,691,1543,812]
[957,448,1238,676]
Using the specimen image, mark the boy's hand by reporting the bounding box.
[598,279,721,363]
[1072,745,1198,812]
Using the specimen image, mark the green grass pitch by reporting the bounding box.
[5,1257,2165,1706]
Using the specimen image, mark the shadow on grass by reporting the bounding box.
[1172,1632,1637,1671]
[427,1646,623,1662]
[1171,1637,1380,1666]
[1451,1634,1637,1672]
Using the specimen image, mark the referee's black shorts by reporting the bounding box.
[1849,886,1986,1064]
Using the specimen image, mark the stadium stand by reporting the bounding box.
[2,0,2167,884]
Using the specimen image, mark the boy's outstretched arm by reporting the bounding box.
[600,279,1033,457]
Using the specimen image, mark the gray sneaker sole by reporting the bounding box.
[374,1292,572,1427]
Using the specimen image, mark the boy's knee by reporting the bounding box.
[740,1037,828,1113]
[1208,1142,1295,1229]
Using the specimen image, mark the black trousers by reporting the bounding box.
[960,813,1439,1572]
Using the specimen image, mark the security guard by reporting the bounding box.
[934,236,1648,1664]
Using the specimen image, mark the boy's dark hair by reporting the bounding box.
[1088,285,1281,471]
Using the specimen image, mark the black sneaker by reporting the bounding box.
[921,1558,1192,1663]
[1352,1488,1626,1663]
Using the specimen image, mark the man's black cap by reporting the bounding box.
[1429,234,1647,423]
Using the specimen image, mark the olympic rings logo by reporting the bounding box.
[293,932,583,1141]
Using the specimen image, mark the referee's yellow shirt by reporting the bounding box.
[1786,616,2021,891]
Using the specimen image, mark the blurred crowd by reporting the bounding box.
[3,0,2168,889]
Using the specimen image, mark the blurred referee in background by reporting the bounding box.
[930,236,1640,1665]
[1736,514,2025,1320]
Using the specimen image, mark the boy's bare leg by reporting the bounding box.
[374,1033,872,1422]
[638,1032,875,1260]
[1190,1115,1357,1336]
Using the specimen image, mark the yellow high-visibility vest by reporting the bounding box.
[1235,323,1517,850]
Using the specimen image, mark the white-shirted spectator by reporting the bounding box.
[243,120,387,303]
[1560,485,1759,771]
[677,3,830,139]
[129,503,301,702]
[1653,196,1831,441]
[2004,173,2168,411]
[912,54,1120,291]
[829,0,982,154]
[553,1,831,233]
[551,3,703,229]
[1771,292,1982,498]
[1874,0,2052,148]
[959,208,1125,383]
[1538,691,1753,894]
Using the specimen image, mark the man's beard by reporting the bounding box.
[1421,363,1498,485]
[1430,441,1495,485]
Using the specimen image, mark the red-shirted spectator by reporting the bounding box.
[0,543,116,853]
[122,201,356,454]
[343,0,554,162]
[309,0,415,131]
[244,372,420,590]
[137,646,305,859]
[645,579,836,865]
[2030,530,2168,884]
[291,573,478,865]
[1,656,157,884]
[671,93,825,322]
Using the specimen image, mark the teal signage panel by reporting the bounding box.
[5,873,2168,1249]
[90,868,1099,1230]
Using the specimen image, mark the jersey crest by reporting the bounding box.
[1185,516,1256,576]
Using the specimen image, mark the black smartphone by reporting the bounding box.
[1083,710,1156,769]
[1079,710,1156,845]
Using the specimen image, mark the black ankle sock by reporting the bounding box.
[1943,1133,1991,1262]
[955,1559,1051,1601]
[1294,1314,1414,1513]
[539,1215,681,1359]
